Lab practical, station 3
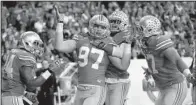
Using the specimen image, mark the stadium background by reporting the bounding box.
[1,1,195,105]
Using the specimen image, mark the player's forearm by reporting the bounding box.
[169,51,189,73]
[26,77,46,87]
[25,70,51,87]
[109,44,131,70]
[55,23,76,53]
[168,51,192,77]
[163,47,189,73]
[102,44,123,58]
[120,43,131,70]
[112,45,123,58]
[55,23,64,51]
[176,58,189,73]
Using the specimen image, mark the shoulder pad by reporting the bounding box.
[155,35,173,52]
[11,49,36,66]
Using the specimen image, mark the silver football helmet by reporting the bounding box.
[108,10,129,33]
[138,15,162,38]
[20,31,44,57]
[89,15,110,39]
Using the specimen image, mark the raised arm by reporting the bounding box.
[55,23,76,53]
[54,5,76,53]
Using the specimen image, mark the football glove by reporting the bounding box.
[147,76,156,88]
[54,5,64,23]
[24,91,39,105]
[186,73,196,85]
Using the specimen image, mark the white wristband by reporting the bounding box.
[183,69,191,77]
[124,44,131,54]
[41,70,51,80]
[112,47,123,58]
[36,63,43,69]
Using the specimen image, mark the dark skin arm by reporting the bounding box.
[109,43,131,70]
[20,66,47,88]
[161,47,188,73]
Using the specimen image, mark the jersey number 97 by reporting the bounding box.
[78,46,104,70]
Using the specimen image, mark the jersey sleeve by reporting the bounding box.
[9,49,36,67]
[155,35,174,52]
[17,55,36,67]
[12,49,37,67]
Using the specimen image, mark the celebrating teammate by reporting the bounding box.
[136,15,194,105]
[191,51,196,105]
[104,10,132,105]
[54,5,131,105]
[2,31,53,105]
[189,13,196,105]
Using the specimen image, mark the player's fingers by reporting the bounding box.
[141,66,148,71]
[54,5,60,18]
[150,80,155,87]
[153,81,156,87]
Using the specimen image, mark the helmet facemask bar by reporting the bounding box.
[32,40,44,57]
[22,39,44,57]
[109,18,122,33]
[90,23,109,39]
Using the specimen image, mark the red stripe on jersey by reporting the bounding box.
[18,55,36,64]
[155,38,173,51]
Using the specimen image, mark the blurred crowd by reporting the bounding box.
[1,1,196,65]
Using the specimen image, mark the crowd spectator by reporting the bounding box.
[1,1,196,65]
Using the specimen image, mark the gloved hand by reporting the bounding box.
[141,66,156,87]
[54,5,64,23]
[186,73,196,85]
[24,91,39,105]
[147,76,156,88]
[142,66,151,79]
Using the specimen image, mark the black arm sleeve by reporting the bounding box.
[20,66,47,88]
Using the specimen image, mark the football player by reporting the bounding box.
[54,5,131,105]
[2,31,54,105]
[104,10,132,105]
[135,15,194,105]
[189,13,196,105]
[191,51,196,105]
